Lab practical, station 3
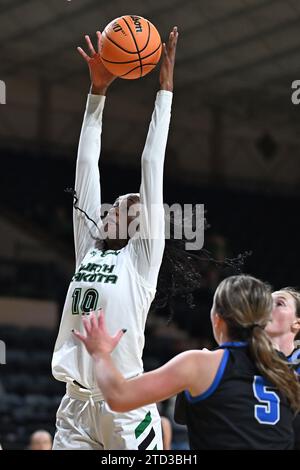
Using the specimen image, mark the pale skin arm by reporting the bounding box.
[73,311,223,413]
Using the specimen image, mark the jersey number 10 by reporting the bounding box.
[71,288,99,314]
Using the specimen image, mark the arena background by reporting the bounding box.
[0,0,300,449]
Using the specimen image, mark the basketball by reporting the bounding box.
[100,15,162,79]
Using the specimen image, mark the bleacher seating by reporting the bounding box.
[1,149,300,449]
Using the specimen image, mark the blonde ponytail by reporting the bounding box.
[214,275,300,412]
[250,325,300,412]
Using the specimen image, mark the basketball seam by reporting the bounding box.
[101,42,161,64]
[140,20,151,53]
[126,18,155,54]
[103,21,159,55]
[122,16,143,78]
[120,63,158,78]
[104,33,141,54]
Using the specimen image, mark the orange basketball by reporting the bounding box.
[100,15,162,79]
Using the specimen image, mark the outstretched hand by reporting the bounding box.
[73,310,126,359]
[77,31,117,95]
[159,26,178,92]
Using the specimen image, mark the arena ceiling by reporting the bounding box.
[1,0,300,190]
[2,0,300,95]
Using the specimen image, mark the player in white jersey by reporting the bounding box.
[52,26,178,450]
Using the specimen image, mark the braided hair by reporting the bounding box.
[66,188,251,316]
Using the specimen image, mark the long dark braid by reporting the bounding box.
[65,188,101,233]
[153,211,251,317]
[66,188,251,315]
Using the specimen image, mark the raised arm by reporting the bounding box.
[73,310,223,412]
[129,27,178,285]
[74,32,116,268]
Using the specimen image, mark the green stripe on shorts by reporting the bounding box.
[135,411,152,438]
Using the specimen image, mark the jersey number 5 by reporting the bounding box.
[252,375,280,425]
[71,288,99,314]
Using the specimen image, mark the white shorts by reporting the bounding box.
[53,384,163,450]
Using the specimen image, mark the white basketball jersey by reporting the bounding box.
[52,90,173,390]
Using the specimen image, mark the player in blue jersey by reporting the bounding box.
[266,287,300,449]
[74,275,300,449]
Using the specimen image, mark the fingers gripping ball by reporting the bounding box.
[100,15,162,79]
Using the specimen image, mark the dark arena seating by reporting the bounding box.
[1,149,300,449]
[0,325,64,449]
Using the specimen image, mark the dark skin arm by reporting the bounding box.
[159,26,178,92]
[77,31,116,95]
[77,26,178,95]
